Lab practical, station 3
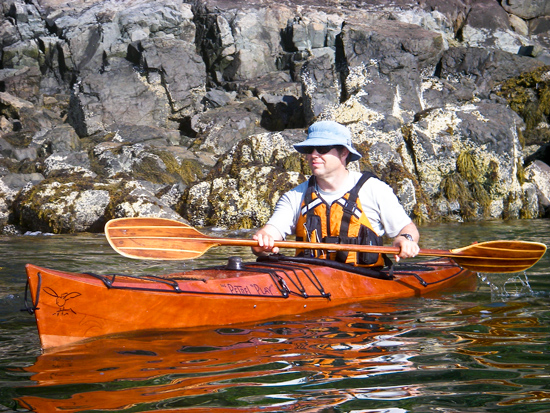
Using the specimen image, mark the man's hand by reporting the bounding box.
[392,223,420,262]
[252,225,282,256]
[393,236,420,262]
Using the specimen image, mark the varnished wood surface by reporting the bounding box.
[26,256,475,349]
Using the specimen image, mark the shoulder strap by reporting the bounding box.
[339,171,377,237]
[303,175,317,212]
[297,175,319,247]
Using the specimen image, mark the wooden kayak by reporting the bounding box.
[24,255,476,350]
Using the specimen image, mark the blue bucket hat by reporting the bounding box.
[294,121,362,162]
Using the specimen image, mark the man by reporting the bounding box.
[252,120,420,264]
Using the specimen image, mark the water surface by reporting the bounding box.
[1,220,549,412]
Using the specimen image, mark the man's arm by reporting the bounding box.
[251,184,305,256]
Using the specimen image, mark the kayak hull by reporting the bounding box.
[25,257,476,350]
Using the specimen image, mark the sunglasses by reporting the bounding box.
[300,145,340,155]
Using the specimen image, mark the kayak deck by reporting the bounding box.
[24,255,476,350]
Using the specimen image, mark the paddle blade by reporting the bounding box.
[449,240,547,273]
[105,217,218,260]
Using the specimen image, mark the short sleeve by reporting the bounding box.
[265,181,308,239]
[359,178,412,238]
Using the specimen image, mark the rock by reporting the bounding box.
[303,13,340,48]
[190,98,267,155]
[1,0,550,231]
[93,143,170,180]
[6,0,48,39]
[0,137,15,158]
[136,37,206,114]
[526,142,550,166]
[14,178,110,233]
[43,151,95,178]
[0,173,43,228]
[521,182,540,218]
[68,57,175,136]
[367,142,404,170]
[1,40,42,69]
[509,14,529,37]
[182,130,306,227]
[396,177,417,216]
[404,101,527,219]
[301,52,341,124]
[0,16,20,48]
[13,176,184,233]
[420,46,547,116]
[525,160,550,210]
[204,89,234,108]
[529,16,550,63]
[194,1,293,82]
[38,124,82,154]
[105,124,181,146]
[2,224,22,235]
[2,173,44,190]
[415,0,470,39]
[227,71,303,130]
[338,19,445,123]
[261,93,303,132]
[0,191,12,229]
[461,0,517,53]
[0,66,42,104]
[110,181,186,221]
[12,146,37,162]
[118,0,196,43]
[0,91,34,116]
[496,66,550,148]
[91,141,208,192]
[501,0,550,20]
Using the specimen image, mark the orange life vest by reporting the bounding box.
[295,172,386,267]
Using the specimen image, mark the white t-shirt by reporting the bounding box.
[266,171,412,239]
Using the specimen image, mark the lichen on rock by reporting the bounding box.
[181,131,306,228]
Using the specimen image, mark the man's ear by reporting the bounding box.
[340,148,350,163]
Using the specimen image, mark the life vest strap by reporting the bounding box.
[336,171,377,262]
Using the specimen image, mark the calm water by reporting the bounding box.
[1,220,549,412]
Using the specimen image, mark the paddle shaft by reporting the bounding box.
[190,237,445,257]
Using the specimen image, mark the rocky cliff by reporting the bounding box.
[1,0,550,233]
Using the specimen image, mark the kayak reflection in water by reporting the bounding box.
[252,120,420,266]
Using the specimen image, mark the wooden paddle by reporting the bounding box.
[105,217,547,273]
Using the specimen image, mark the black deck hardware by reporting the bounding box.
[22,271,41,314]
[258,254,395,280]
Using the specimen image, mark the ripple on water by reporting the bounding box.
[1,220,549,412]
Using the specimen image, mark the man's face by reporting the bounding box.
[306,147,349,178]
